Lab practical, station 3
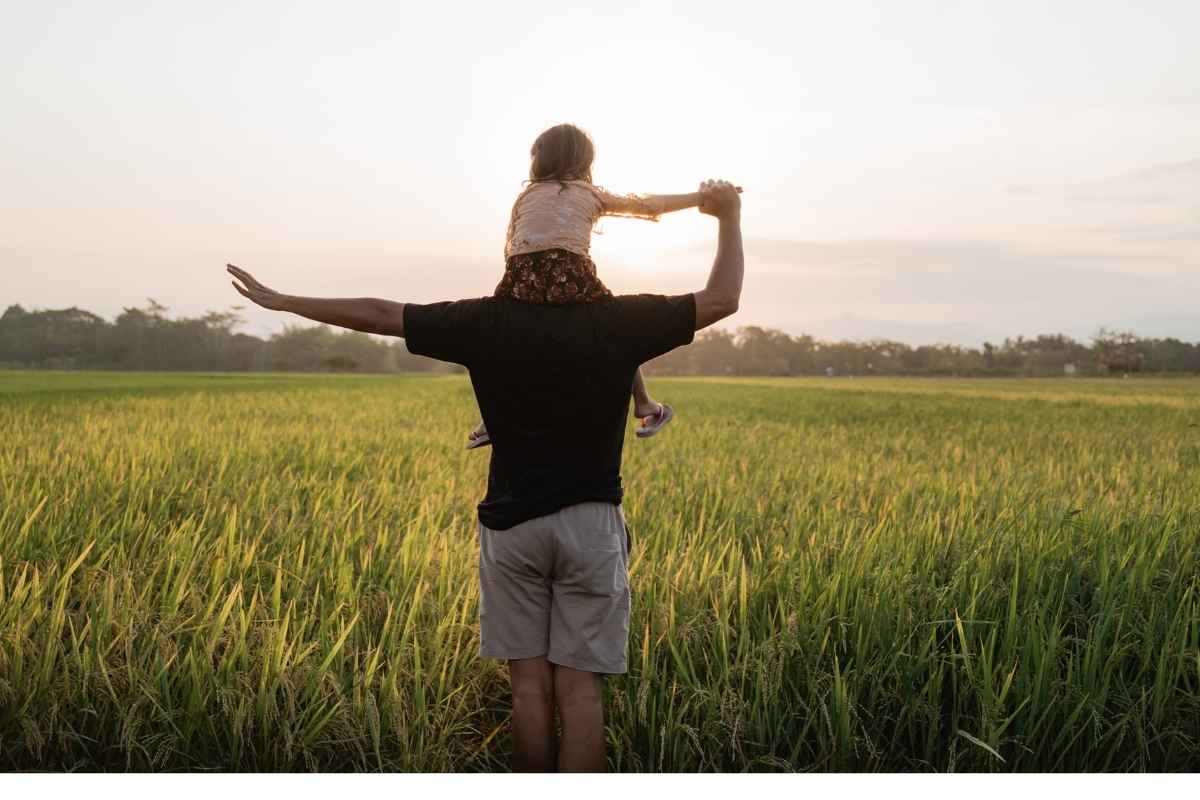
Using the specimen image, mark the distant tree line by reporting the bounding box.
[0,301,445,373]
[3,301,1197,376]
[647,327,1200,377]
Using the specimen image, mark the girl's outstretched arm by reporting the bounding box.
[645,192,703,215]
[596,189,695,221]
[598,187,743,220]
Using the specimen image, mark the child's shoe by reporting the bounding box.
[466,421,491,449]
[635,402,674,438]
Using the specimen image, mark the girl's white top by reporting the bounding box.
[504,180,667,259]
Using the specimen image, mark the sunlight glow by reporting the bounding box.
[2,0,1198,342]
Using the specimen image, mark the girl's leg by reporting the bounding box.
[631,366,661,419]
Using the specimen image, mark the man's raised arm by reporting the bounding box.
[226,264,406,337]
[692,180,744,331]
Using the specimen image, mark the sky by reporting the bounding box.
[3,0,1198,345]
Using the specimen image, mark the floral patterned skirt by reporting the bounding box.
[494,248,613,304]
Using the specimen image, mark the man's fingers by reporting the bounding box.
[227,264,262,290]
[699,180,742,194]
[231,267,257,288]
[231,281,270,308]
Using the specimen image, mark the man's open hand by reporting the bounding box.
[227,264,289,311]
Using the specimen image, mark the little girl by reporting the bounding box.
[466,122,709,450]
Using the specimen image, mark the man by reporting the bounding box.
[226,179,743,771]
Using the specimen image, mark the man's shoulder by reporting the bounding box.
[409,295,495,311]
[602,292,696,316]
[402,296,500,364]
[404,295,495,323]
[598,293,698,361]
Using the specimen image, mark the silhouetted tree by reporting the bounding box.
[1093,328,1145,374]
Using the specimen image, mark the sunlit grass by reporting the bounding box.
[1,373,1198,770]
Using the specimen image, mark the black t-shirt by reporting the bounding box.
[404,294,696,530]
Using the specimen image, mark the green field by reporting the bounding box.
[2,371,1198,771]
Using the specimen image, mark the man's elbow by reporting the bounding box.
[693,290,741,329]
[710,293,740,319]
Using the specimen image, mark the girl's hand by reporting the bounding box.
[227,264,289,310]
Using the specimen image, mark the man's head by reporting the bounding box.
[529,124,595,184]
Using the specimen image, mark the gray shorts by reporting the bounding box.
[478,501,631,674]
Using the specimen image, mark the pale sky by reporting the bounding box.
[3,0,1198,344]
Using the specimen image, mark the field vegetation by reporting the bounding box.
[1,372,1198,770]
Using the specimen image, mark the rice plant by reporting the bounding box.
[1,371,1197,771]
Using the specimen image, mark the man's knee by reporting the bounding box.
[510,657,555,702]
[513,681,554,705]
[553,663,602,708]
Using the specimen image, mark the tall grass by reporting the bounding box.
[1,372,1198,770]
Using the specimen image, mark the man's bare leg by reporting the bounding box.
[553,663,606,772]
[508,656,557,772]
[631,366,661,419]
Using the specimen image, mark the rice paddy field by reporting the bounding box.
[1,370,1198,772]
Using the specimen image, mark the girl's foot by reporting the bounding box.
[635,402,674,438]
[466,421,491,450]
[633,397,661,419]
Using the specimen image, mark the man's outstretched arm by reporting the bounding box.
[226,264,406,337]
[692,180,744,330]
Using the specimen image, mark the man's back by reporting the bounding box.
[403,294,695,529]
